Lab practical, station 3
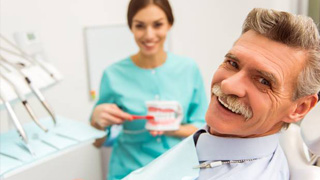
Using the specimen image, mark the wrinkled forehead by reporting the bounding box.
[234,31,308,67]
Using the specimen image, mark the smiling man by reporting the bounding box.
[124,8,320,180]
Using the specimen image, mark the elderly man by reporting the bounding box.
[124,8,320,180]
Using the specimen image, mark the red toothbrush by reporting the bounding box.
[131,115,154,120]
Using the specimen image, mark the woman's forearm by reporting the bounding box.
[165,124,198,138]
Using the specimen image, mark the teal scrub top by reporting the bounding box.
[95,52,208,180]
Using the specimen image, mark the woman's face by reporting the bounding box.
[131,4,171,56]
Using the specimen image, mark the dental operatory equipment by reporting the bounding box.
[0,34,57,80]
[0,56,57,125]
[0,67,48,132]
[0,94,28,144]
[0,92,35,156]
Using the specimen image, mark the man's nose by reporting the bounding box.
[220,72,247,97]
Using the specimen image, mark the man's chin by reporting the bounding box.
[205,117,235,136]
[206,124,240,137]
[205,110,226,126]
[206,124,227,136]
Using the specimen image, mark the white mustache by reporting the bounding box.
[212,84,253,120]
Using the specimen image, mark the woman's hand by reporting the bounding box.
[91,103,133,130]
[149,130,165,136]
[149,130,179,136]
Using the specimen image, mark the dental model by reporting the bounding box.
[144,101,183,131]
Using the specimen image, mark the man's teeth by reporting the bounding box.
[218,97,240,114]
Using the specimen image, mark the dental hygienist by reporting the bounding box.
[90,0,208,179]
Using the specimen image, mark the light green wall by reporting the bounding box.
[309,0,320,24]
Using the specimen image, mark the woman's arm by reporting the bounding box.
[150,124,198,138]
[164,124,198,137]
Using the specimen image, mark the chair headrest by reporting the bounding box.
[300,107,320,156]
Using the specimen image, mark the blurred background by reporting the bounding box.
[0,0,319,179]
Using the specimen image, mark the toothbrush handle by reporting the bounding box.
[132,115,154,120]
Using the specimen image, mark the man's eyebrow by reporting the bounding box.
[225,53,240,62]
[256,70,278,86]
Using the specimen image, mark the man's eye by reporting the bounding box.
[228,60,239,69]
[258,78,271,86]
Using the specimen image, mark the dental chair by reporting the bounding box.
[279,106,320,180]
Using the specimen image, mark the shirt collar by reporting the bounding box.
[196,126,280,161]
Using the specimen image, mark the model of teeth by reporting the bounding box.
[149,111,175,122]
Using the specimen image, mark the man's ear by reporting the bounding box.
[284,94,318,123]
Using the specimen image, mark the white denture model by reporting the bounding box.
[145,101,183,131]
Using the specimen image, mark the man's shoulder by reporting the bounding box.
[240,144,289,180]
[209,145,289,180]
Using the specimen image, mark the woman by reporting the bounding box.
[90,0,207,179]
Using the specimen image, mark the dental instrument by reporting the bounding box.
[0,68,48,132]
[0,94,35,156]
[0,56,57,125]
[0,34,57,80]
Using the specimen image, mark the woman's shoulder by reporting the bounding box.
[168,52,198,68]
[103,56,133,73]
[168,52,195,63]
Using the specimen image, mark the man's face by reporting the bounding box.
[206,30,307,138]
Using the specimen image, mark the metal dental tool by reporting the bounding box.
[0,67,48,132]
[0,34,57,80]
[0,92,35,156]
[0,56,57,126]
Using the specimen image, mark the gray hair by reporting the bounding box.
[242,8,320,101]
